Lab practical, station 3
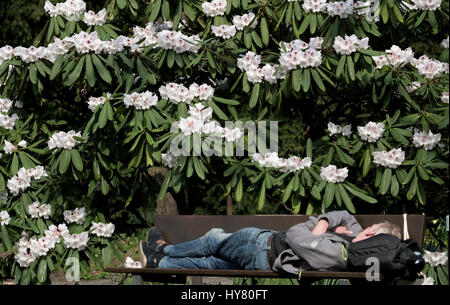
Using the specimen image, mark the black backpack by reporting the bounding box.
[347,233,425,280]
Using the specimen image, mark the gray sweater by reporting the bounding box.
[272,210,363,274]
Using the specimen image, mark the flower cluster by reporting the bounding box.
[0,98,19,130]
[125,257,142,268]
[412,129,441,150]
[63,207,87,225]
[232,12,258,30]
[333,35,369,55]
[211,25,237,39]
[43,38,73,63]
[48,130,81,150]
[44,0,86,20]
[28,201,52,219]
[7,166,48,196]
[66,31,115,54]
[372,148,405,169]
[161,151,180,169]
[357,122,385,142]
[90,221,115,237]
[327,122,352,137]
[410,55,449,79]
[302,0,327,13]
[83,8,107,26]
[86,93,111,111]
[423,249,448,267]
[372,45,414,69]
[237,51,286,84]
[202,0,227,17]
[320,165,349,183]
[159,83,214,104]
[251,152,312,173]
[3,139,26,154]
[327,0,354,18]
[123,91,158,110]
[63,232,89,250]
[156,30,201,54]
[0,210,10,225]
[409,0,443,10]
[279,38,323,71]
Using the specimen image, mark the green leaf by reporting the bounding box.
[379,168,392,195]
[257,183,266,211]
[311,185,321,200]
[65,56,85,87]
[1,225,12,251]
[301,69,311,92]
[161,0,170,20]
[206,100,228,120]
[390,174,399,197]
[249,83,260,108]
[292,69,301,92]
[282,176,295,203]
[362,149,371,177]
[117,0,127,9]
[193,157,205,180]
[85,54,96,87]
[311,69,325,91]
[323,183,336,208]
[406,175,418,200]
[235,175,243,203]
[91,54,112,84]
[213,96,240,106]
[347,55,355,81]
[336,55,346,77]
[337,184,355,213]
[29,63,38,84]
[149,0,161,22]
[58,150,71,174]
[50,55,64,80]
[306,138,313,158]
[343,183,377,203]
[260,17,269,46]
[37,259,47,283]
[157,170,172,200]
[70,149,83,171]
[183,2,196,21]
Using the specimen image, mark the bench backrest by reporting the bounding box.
[155,214,426,250]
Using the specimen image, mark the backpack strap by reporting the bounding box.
[403,213,410,240]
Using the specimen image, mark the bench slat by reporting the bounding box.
[104,267,374,279]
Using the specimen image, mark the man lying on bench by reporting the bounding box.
[138,210,403,274]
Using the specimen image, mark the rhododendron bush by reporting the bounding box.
[0,0,449,284]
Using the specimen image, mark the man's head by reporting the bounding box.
[352,221,401,243]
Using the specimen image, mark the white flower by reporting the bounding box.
[357,122,385,142]
[0,98,13,113]
[211,25,237,39]
[0,113,19,130]
[6,166,47,196]
[189,104,213,122]
[28,201,51,219]
[410,55,448,79]
[156,30,200,54]
[48,130,81,150]
[83,8,106,26]
[125,257,142,268]
[232,12,258,30]
[441,92,449,104]
[320,165,349,183]
[372,148,405,169]
[0,210,11,225]
[327,0,354,18]
[90,222,115,237]
[342,125,352,137]
[333,35,369,55]
[421,275,435,285]
[63,207,87,225]
[372,45,414,70]
[251,153,312,172]
[202,0,227,17]
[406,81,422,93]
[3,140,17,154]
[44,0,86,19]
[178,116,204,136]
[237,51,261,72]
[423,250,448,267]
[302,0,327,13]
[411,0,442,10]
[86,95,107,111]
[15,248,37,268]
[63,231,89,250]
[328,122,342,136]
[29,236,54,257]
[222,127,243,142]
[441,36,449,49]
[412,129,441,150]
[13,46,46,63]
[45,224,69,244]
[123,91,158,110]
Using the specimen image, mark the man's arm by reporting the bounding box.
[311,219,329,235]
[317,210,363,234]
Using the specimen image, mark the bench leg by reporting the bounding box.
[132,275,144,285]
[189,276,204,285]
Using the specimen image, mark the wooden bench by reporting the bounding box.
[105,214,426,285]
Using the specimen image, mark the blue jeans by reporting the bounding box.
[158,227,274,270]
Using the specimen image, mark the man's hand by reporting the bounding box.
[312,219,329,235]
[332,226,353,235]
